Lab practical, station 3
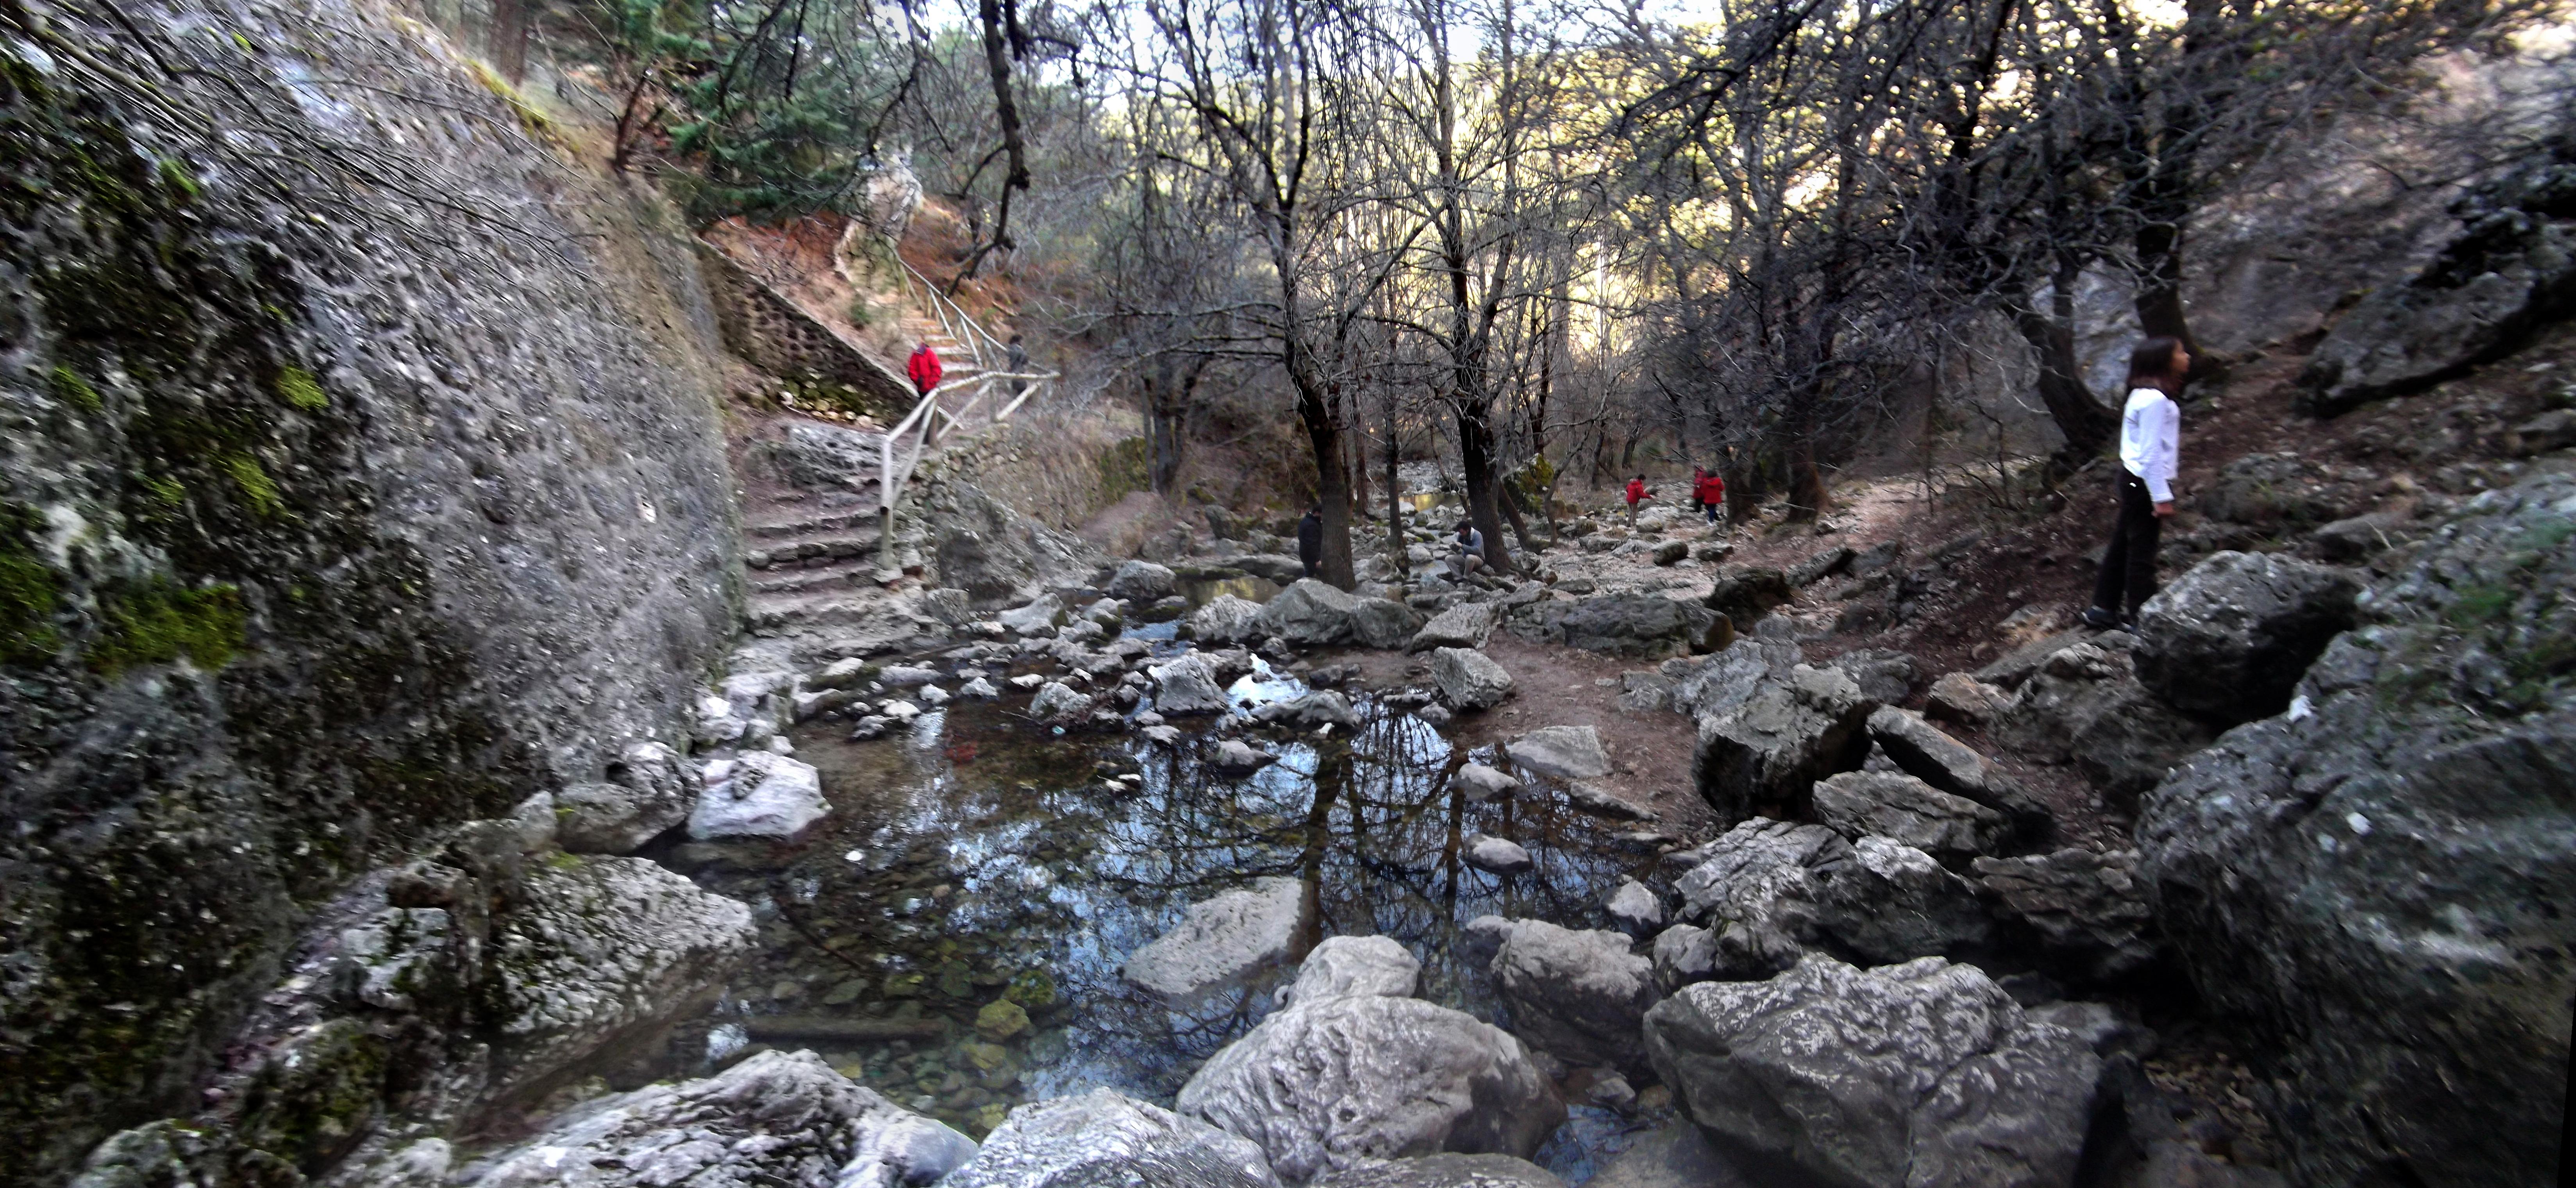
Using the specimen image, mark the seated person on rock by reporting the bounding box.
[1452,520,1487,581]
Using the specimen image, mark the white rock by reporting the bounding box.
[1431,647,1515,711]
[688,752,828,840]
[1505,725,1611,779]
[1124,876,1313,1006]
[1286,935,1420,1003]
[943,1089,1277,1188]
[919,684,952,707]
[1465,834,1536,874]
[1453,762,1521,802]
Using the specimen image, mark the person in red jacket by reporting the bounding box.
[1696,469,1726,523]
[906,339,944,398]
[1624,474,1652,525]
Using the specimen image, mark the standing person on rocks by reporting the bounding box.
[1005,333,1030,397]
[1297,503,1325,579]
[1625,474,1653,525]
[2082,336,2188,631]
[1691,466,1707,516]
[1696,468,1727,524]
[907,338,944,399]
[1451,519,1487,582]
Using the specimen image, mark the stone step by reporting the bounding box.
[745,507,880,541]
[748,559,875,596]
[746,533,884,570]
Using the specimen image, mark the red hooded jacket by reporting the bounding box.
[1625,478,1650,506]
[1696,473,1726,506]
[907,343,944,394]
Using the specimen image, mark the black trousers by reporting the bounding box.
[2091,472,2161,617]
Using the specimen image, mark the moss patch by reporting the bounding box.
[49,364,102,411]
[1097,436,1150,503]
[223,452,285,517]
[90,579,246,673]
[274,366,327,411]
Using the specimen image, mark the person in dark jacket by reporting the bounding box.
[1451,520,1486,581]
[1296,504,1324,579]
[1005,333,1030,397]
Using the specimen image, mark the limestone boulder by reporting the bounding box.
[1432,648,1515,711]
[1924,673,2009,725]
[2132,550,2361,725]
[1971,849,2158,983]
[461,1050,973,1188]
[688,752,828,840]
[1110,559,1181,602]
[1453,763,1520,802]
[1124,877,1314,1007]
[1532,594,1726,658]
[1259,580,1423,649]
[1606,880,1666,936]
[1255,690,1363,731]
[1310,1155,1564,1188]
[554,741,692,854]
[1411,601,1502,650]
[1152,653,1236,716]
[1812,837,1991,966]
[1028,681,1094,724]
[1644,956,2103,1188]
[998,594,1066,634]
[1487,919,1660,1073]
[945,1089,1280,1188]
[1503,725,1611,779]
[1997,643,2218,808]
[1193,594,1270,644]
[1464,835,1535,875]
[924,481,1103,608]
[1811,771,2007,861]
[1692,665,1874,825]
[1863,707,2049,836]
[1669,819,1850,981]
[1177,993,1564,1184]
[1824,648,1919,705]
[1287,936,1421,1003]
[1704,566,1792,631]
[1209,739,1277,776]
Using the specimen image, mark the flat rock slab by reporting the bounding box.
[1505,725,1612,779]
[1123,876,1313,1006]
[1410,601,1502,651]
[1865,706,2048,834]
[688,752,828,840]
[1311,1154,1566,1187]
[1489,918,1660,1073]
[944,1088,1280,1188]
[1812,771,2006,860]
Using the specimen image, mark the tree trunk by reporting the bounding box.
[2008,299,2116,464]
[492,0,532,83]
[1457,400,1515,577]
[1286,349,1355,589]
[1385,397,1405,577]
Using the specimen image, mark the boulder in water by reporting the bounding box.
[1123,876,1312,1007]
[1110,559,1180,602]
[1192,594,1269,644]
[1464,834,1535,875]
[1287,935,1421,1004]
[1153,654,1235,716]
[1487,918,1660,1073]
[554,741,692,854]
[688,752,828,840]
[945,1088,1280,1188]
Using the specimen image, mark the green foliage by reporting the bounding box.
[274,366,328,411]
[90,578,246,673]
[49,365,102,411]
[0,504,61,666]
[156,156,200,200]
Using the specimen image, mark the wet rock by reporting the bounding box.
[1110,559,1180,602]
[1411,601,1502,650]
[2132,550,2361,725]
[555,741,692,854]
[1864,707,2048,834]
[1489,919,1660,1072]
[1692,665,1874,825]
[1997,645,2217,808]
[880,664,942,688]
[1432,647,1515,711]
[1311,1154,1565,1187]
[1645,956,2103,1188]
[1811,771,2008,861]
[1606,880,1666,935]
[1453,763,1520,802]
[1415,704,1455,728]
[1255,691,1364,731]
[974,999,1031,1041]
[1193,594,1271,644]
[1142,724,1185,747]
[459,1050,972,1188]
[1289,935,1422,1003]
[1825,648,1919,705]
[1235,554,1311,585]
[808,657,880,691]
[1530,594,1726,658]
[1924,673,2009,725]
[847,715,894,741]
[998,595,1067,634]
[1028,681,1093,724]
[689,752,829,840]
[489,858,758,1100]
[946,1088,1280,1188]
[1124,876,1312,1006]
[1704,566,1792,631]
[1971,849,2158,983]
[958,676,999,699]
[2133,477,2576,1188]
[1464,835,1535,875]
[1584,1123,1757,1188]
[1208,739,1277,776]
[1503,724,1611,779]
[1151,654,1235,716]
[1176,992,1564,1184]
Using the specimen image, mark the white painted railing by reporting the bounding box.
[872,258,1056,571]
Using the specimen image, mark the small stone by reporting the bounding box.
[975,998,1031,1040]
[1465,835,1535,874]
[1453,762,1520,802]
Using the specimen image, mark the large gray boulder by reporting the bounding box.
[1310,1154,1565,1188]
[998,594,1067,634]
[488,857,758,1100]
[1124,876,1314,1007]
[1811,771,2006,861]
[1825,648,1920,705]
[1350,597,1431,650]
[1503,725,1611,779]
[1996,640,2218,809]
[924,481,1103,608]
[1813,837,1991,966]
[1153,653,1237,716]
[1177,993,1564,1185]
[1110,559,1181,601]
[1027,681,1094,724]
[1288,936,1422,1003]
[1692,665,1874,825]
[1487,919,1660,1073]
[1644,956,2104,1188]
[2136,474,2576,1188]
[1704,566,1793,631]
[1255,690,1364,730]
[1972,849,2158,983]
[688,752,829,840]
[1258,579,1423,649]
[2132,550,2361,725]
[1669,819,1850,981]
[554,741,692,854]
[1192,593,1269,644]
[1410,600,1502,650]
[459,1050,973,1188]
[1531,594,1726,658]
[1432,647,1515,711]
[1667,637,1804,719]
[2297,147,2576,416]
[944,1088,1280,1188]
[1864,707,2049,836]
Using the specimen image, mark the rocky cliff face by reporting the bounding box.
[0,2,740,1181]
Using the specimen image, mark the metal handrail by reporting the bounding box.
[871,260,1058,570]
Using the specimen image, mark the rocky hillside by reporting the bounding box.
[0,0,741,1181]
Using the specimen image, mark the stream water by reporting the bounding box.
[644,630,1663,1179]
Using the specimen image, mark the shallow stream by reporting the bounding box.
[646,632,1663,1178]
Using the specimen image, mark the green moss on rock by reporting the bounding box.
[223,453,284,517]
[50,364,103,411]
[274,366,326,411]
[90,578,246,673]
[231,1019,388,1173]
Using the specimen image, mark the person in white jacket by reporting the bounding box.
[2082,337,2188,631]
